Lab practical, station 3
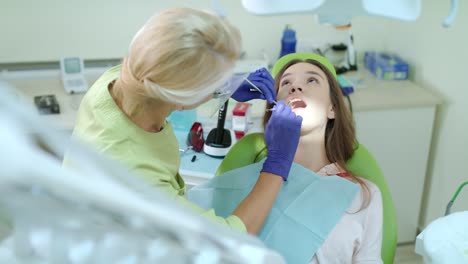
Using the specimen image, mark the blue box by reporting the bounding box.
[364,52,409,80]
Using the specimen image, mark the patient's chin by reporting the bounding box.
[298,116,328,137]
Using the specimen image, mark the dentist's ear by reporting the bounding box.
[327,105,335,119]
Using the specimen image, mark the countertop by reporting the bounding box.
[2,67,443,131]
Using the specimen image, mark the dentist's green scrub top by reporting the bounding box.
[65,65,246,232]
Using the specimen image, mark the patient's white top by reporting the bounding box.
[309,164,383,264]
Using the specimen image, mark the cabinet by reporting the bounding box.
[354,107,435,242]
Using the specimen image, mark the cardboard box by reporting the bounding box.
[365,52,409,80]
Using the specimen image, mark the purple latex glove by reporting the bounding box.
[261,101,303,181]
[231,68,276,103]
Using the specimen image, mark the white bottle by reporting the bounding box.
[347,28,357,71]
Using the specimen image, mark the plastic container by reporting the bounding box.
[232,102,252,139]
[279,25,296,58]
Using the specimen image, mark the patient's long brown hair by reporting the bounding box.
[264,59,370,209]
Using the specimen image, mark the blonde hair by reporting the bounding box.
[115,7,241,115]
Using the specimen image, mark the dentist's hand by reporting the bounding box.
[261,101,302,181]
[231,68,276,103]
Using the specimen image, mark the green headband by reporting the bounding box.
[271,52,337,79]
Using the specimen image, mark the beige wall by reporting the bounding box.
[0,0,380,63]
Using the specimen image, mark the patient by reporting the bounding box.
[265,53,383,263]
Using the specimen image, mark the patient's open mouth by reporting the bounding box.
[288,98,307,109]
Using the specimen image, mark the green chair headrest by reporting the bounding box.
[272,52,337,79]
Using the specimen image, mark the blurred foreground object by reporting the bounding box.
[0,87,285,264]
[415,182,468,264]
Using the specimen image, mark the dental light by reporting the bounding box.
[241,0,460,27]
[241,0,421,26]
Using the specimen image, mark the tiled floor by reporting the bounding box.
[395,243,423,264]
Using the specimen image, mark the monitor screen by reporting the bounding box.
[64,57,82,74]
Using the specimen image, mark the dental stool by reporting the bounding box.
[216,133,398,264]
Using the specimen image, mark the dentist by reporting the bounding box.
[64,7,302,234]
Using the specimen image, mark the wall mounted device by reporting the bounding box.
[60,57,88,94]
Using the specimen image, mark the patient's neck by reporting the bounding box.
[294,131,330,173]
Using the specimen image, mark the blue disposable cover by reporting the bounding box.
[188,160,360,263]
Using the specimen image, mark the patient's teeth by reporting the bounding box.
[288,98,301,106]
[288,98,307,109]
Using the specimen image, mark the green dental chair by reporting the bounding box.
[215,133,398,264]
